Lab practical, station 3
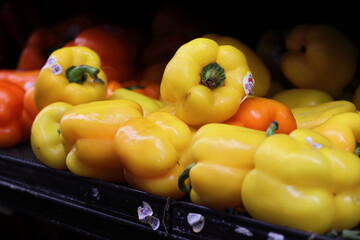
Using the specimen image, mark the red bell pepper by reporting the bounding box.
[65,24,136,83]
[16,28,58,70]
[17,14,96,70]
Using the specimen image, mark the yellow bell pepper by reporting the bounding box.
[34,46,108,110]
[203,33,271,97]
[160,37,253,127]
[242,128,360,234]
[291,100,356,128]
[312,112,360,154]
[280,24,358,98]
[272,88,333,109]
[110,88,164,116]
[113,111,193,199]
[31,102,73,169]
[177,123,278,210]
[60,99,143,182]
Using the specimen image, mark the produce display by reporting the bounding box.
[0,1,359,239]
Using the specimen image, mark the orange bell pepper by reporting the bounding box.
[224,97,297,134]
[0,81,35,147]
[0,69,40,117]
[0,69,40,147]
[65,24,136,83]
[0,69,40,90]
[23,85,39,120]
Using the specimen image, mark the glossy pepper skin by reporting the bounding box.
[312,112,360,154]
[34,46,108,110]
[271,88,333,109]
[113,111,193,199]
[291,100,356,128]
[60,99,143,182]
[0,81,29,147]
[224,97,297,134]
[160,38,254,127]
[31,102,73,169]
[178,123,270,210]
[280,24,358,98]
[242,128,360,234]
[203,33,271,97]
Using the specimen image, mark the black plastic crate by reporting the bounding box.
[0,144,338,240]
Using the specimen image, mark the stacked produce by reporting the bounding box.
[1,4,359,238]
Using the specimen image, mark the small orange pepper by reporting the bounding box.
[224,97,297,134]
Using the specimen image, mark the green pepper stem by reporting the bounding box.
[326,229,360,240]
[201,62,226,89]
[125,85,144,90]
[178,162,196,193]
[355,143,360,157]
[66,65,105,84]
[341,229,360,240]
[266,121,279,136]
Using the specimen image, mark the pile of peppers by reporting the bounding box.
[1,15,360,237]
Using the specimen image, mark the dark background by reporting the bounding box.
[0,0,359,68]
